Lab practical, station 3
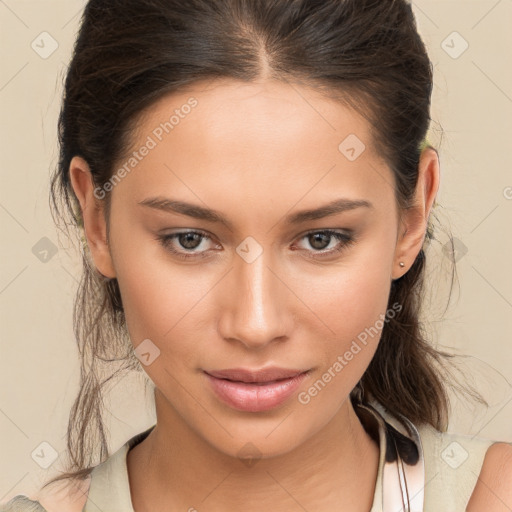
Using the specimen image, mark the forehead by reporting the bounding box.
[131,78,378,157]
[113,78,393,211]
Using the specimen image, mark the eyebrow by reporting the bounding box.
[138,196,373,230]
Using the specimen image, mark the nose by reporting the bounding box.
[216,249,292,350]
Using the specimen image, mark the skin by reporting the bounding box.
[60,77,509,512]
[466,442,512,511]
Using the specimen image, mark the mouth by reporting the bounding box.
[203,367,311,412]
[204,367,309,383]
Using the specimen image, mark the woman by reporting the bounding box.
[3,0,511,511]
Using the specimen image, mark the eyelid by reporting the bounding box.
[156,228,355,260]
[292,229,355,258]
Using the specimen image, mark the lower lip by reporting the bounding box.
[204,371,309,412]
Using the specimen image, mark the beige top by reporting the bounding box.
[1,410,499,512]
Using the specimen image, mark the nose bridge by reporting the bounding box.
[217,247,289,348]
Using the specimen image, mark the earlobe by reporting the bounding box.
[68,156,116,279]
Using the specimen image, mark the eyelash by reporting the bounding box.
[155,229,355,261]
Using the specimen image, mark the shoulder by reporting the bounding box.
[414,423,508,509]
[0,496,47,512]
[467,441,512,511]
[1,478,90,512]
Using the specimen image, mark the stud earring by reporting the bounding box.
[399,262,405,268]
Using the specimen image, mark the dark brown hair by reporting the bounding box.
[46,0,475,489]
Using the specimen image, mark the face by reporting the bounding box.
[73,78,421,459]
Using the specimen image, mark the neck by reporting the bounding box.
[127,393,379,512]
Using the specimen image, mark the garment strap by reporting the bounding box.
[356,402,425,512]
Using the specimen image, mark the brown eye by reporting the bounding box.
[307,232,332,250]
[177,232,204,250]
[295,230,355,259]
[156,230,216,260]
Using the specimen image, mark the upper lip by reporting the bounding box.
[205,367,309,383]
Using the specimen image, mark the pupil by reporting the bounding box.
[310,233,329,250]
[180,233,201,249]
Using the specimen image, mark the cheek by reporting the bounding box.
[116,256,206,343]
[294,269,392,415]
[316,266,390,328]
[293,232,395,386]
[294,235,395,343]
[304,272,389,378]
[111,233,219,374]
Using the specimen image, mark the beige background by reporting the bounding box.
[1,0,511,502]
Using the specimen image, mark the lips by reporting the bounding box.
[204,367,311,412]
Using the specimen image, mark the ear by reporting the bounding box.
[68,156,116,279]
[392,146,440,280]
